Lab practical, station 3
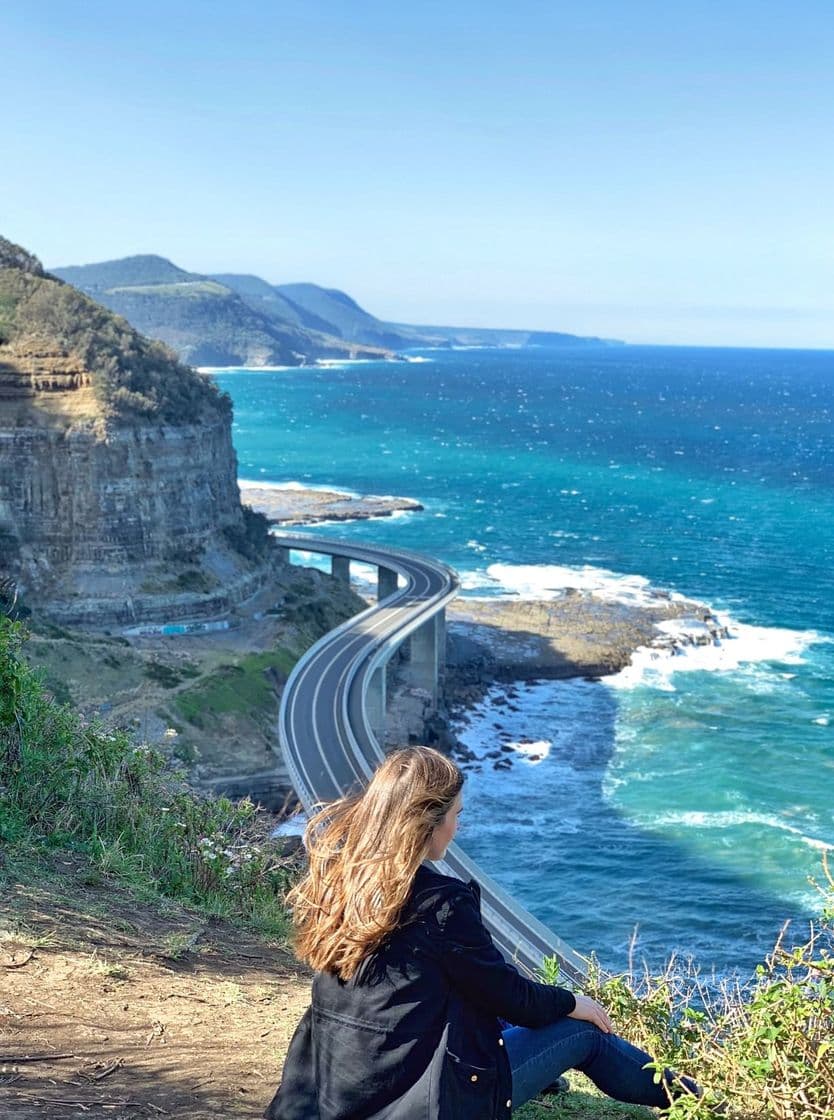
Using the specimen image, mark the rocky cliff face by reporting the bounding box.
[0,236,275,625]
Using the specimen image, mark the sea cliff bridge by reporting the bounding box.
[273,532,588,986]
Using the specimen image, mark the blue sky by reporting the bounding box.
[3,1,833,346]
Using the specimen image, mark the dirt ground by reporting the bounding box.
[0,856,311,1119]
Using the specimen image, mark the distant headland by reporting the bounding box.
[51,253,622,369]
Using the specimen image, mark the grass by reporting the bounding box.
[143,658,200,688]
[516,1079,655,1118]
[174,646,297,725]
[0,288,18,340]
[107,280,230,298]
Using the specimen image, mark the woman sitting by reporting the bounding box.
[265,745,700,1118]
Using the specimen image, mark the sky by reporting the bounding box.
[3,1,834,348]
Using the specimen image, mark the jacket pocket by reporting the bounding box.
[312,1005,388,1034]
[441,1049,497,1119]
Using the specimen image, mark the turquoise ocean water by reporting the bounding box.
[214,346,834,977]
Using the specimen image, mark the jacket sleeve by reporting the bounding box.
[436,886,576,1028]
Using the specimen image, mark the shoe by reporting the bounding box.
[540,1075,570,1096]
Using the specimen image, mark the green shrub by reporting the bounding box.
[0,616,290,937]
[540,888,834,1119]
[223,505,272,561]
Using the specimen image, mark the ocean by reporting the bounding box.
[213,345,834,977]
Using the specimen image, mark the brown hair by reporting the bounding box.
[287,746,464,979]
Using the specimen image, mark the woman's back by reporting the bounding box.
[263,746,700,1118]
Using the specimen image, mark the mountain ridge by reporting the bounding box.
[51,256,394,367]
[52,253,620,363]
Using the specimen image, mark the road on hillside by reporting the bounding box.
[274,532,588,986]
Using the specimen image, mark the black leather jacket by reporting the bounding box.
[264,864,576,1120]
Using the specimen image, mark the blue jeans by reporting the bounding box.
[503,1019,695,1110]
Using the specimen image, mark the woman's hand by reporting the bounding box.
[568,994,614,1033]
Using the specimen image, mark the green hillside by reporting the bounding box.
[210,272,336,335]
[276,282,414,349]
[53,258,392,366]
[55,253,191,291]
[388,320,619,348]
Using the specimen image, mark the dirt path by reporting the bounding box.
[0,857,310,1118]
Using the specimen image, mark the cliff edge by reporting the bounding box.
[0,235,274,625]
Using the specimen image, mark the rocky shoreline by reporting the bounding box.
[239,482,423,525]
[431,592,731,774]
[387,589,731,770]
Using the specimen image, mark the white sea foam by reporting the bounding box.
[469,561,686,608]
[239,478,362,497]
[285,550,381,592]
[609,617,819,691]
[315,358,380,366]
[641,809,834,853]
[452,678,611,836]
[272,812,307,838]
[456,560,823,688]
[508,738,551,763]
[200,364,296,373]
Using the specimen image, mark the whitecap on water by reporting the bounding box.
[609,616,821,692]
[638,808,834,854]
[479,561,672,607]
[239,477,362,498]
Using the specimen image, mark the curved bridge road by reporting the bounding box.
[275,532,588,987]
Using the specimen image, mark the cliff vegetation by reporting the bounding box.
[0,237,227,424]
[0,613,290,932]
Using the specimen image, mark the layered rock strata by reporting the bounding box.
[0,237,275,624]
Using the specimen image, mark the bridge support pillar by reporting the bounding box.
[377,565,398,602]
[366,664,387,740]
[274,545,290,565]
[331,554,350,583]
[405,609,445,709]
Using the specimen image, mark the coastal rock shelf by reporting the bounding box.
[445,593,721,682]
[240,483,423,525]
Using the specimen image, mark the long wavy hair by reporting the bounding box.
[287,746,464,980]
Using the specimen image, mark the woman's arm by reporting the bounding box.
[437,888,577,1028]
